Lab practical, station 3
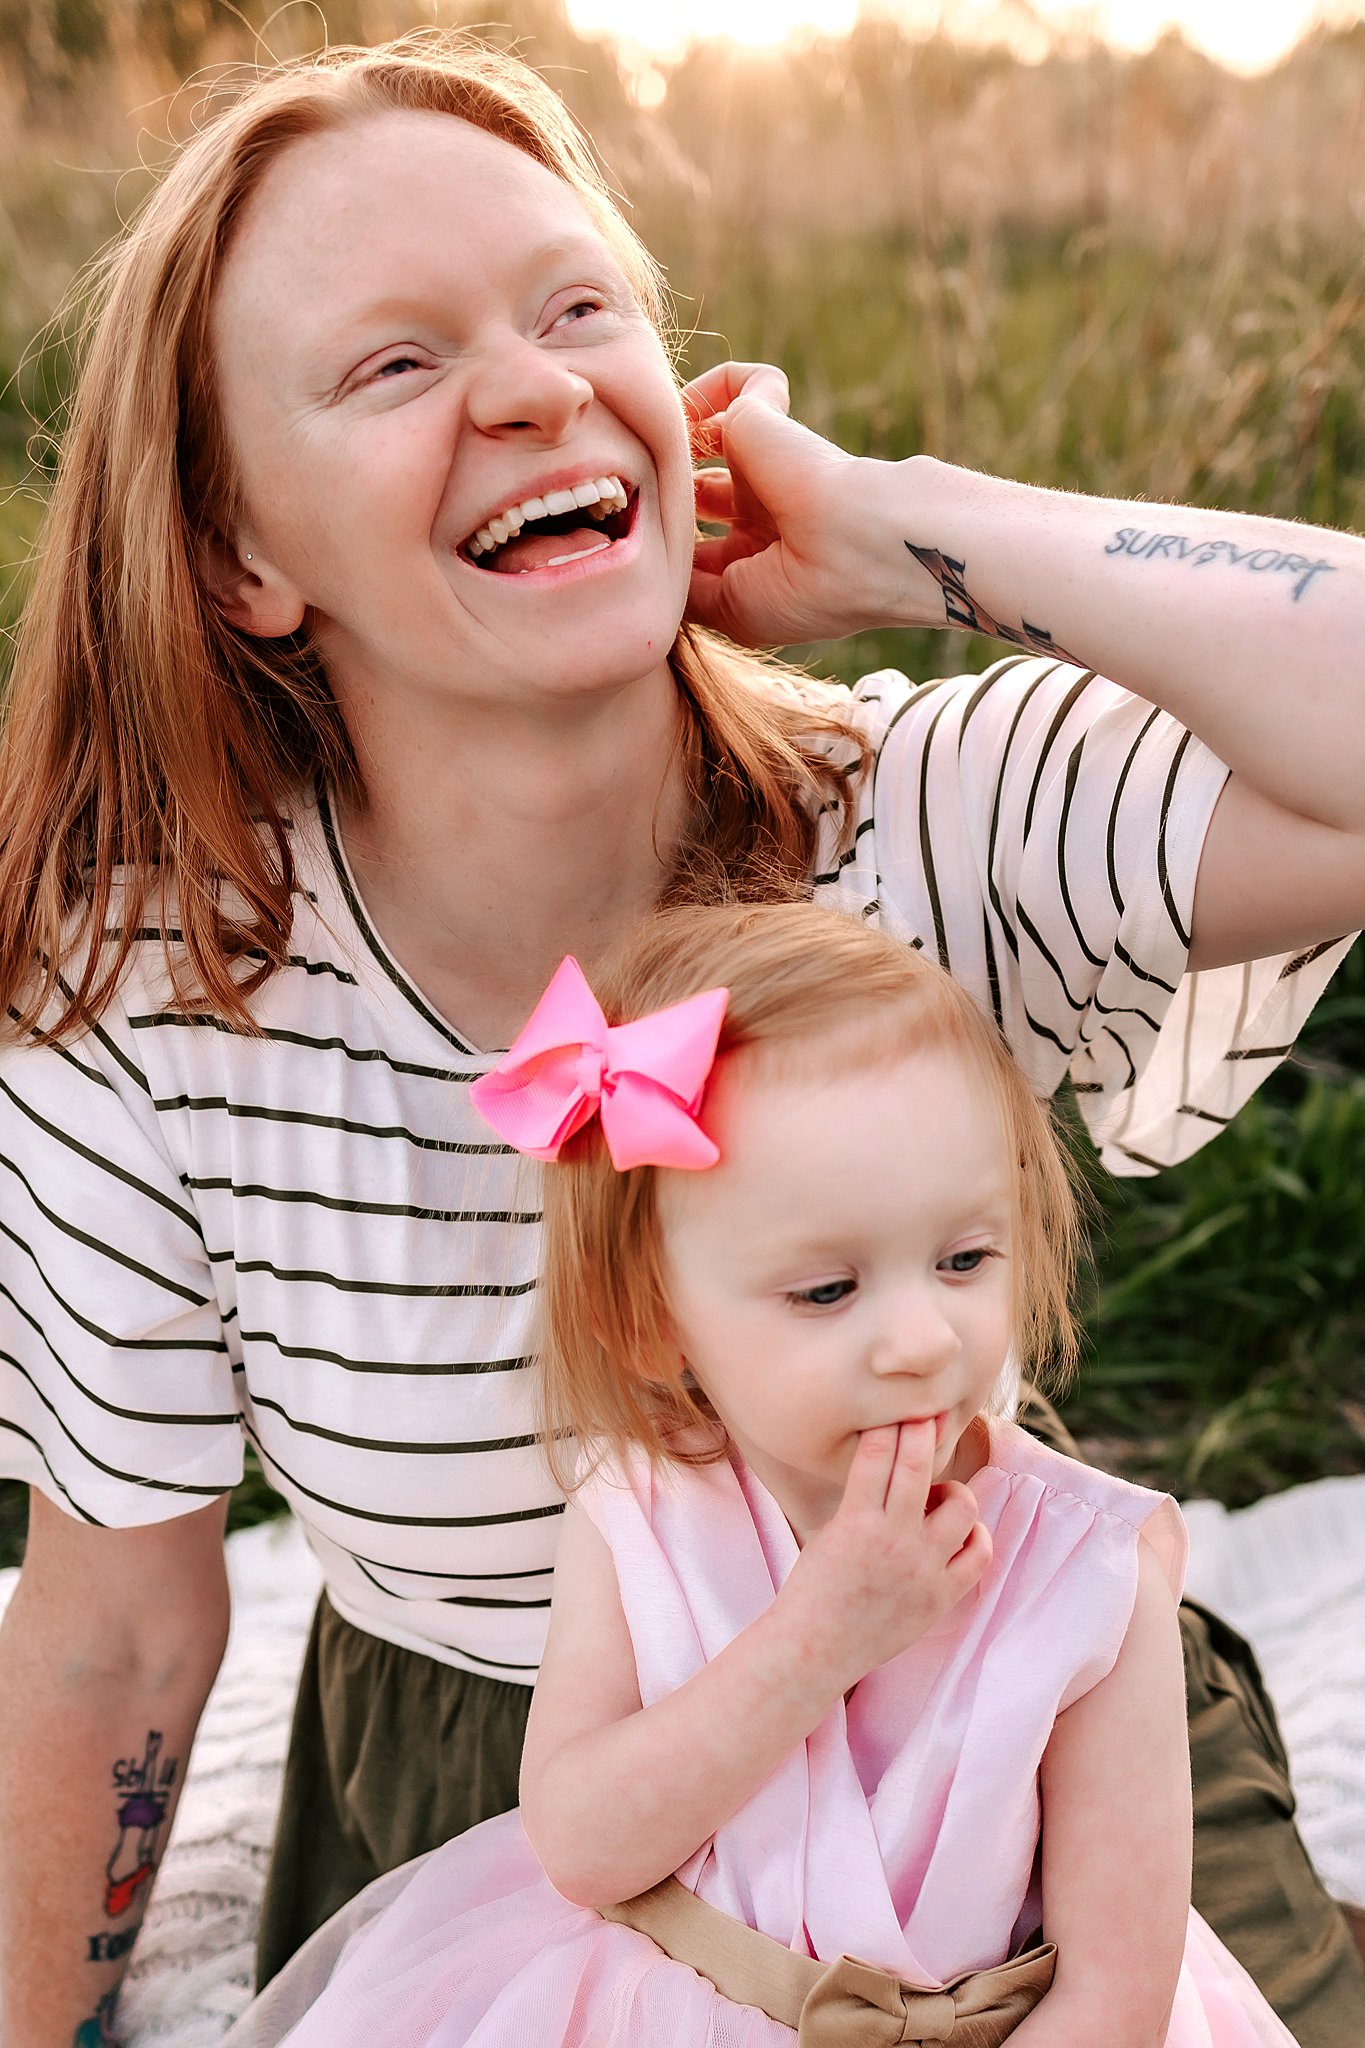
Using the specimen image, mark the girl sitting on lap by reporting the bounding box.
[235,901,1296,2048]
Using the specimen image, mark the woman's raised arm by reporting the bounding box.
[685,365,1365,971]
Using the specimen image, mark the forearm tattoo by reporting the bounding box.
[81,1728,179,1997]
[1107,526,1338,600]
[73,1991,119,2047]
[904,542,1083,665]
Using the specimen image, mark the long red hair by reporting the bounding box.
[0,34,867,1041]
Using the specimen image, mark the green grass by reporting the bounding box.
[0,11,1361,1569]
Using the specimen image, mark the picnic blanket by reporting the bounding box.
[3,1473,1363,2047]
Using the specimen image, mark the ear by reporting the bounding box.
[198,529,307,638]
[631,1341,689,1390]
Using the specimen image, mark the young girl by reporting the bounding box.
[231,901,1296,2048]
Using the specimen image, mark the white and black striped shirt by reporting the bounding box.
[0,661,1350,1677]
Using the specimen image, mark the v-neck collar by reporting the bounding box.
[315,784,488,1060]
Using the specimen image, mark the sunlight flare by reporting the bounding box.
[564,0,1364,75]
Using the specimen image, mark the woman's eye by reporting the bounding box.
[552,297,603,328]
[373,355,425,380]
[788,1278,856,1309]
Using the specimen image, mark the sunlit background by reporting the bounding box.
[566,0,1365,75]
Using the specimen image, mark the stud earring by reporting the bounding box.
[245,552,253,562]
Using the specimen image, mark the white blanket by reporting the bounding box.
[3,1475,1362,2047]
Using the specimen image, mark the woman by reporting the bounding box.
[0,34,1358,2048]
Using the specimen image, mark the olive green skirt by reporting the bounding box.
[255,1597,532,1992]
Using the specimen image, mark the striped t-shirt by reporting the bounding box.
[0,660,1351,1679]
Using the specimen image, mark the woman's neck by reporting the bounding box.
[333,664,689,1049]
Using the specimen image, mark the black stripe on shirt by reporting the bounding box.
[318,790,479,1058]
[218,1256,535,1300]
[0,1281,234,1425]
[0,1073,200,1230]
[1103,708,1162,916]
[352,1557,550,1609]
[243,1418,565,1530]
[236,1330,531,1377]
[1102,1025,1138,1090]
[0,1350,232,1498]
[1112,940,1179,998]
[0,1416,102,1522]
[917,689,963,971]
[1021,1008,1074,1060]
[983,665,1064,963]
[1090,993,1164,1036]
[247,1389,539,1458]
[5,1014,115,1091]
[1113,1143,1171,1171]
[114,931,357,988]
[1280,939,1345,980]
[1179,1103,1231,1125]
[151,1095,512,1153]
[809,815,875,887]
[1020,672,1093,846]
[0,1150,210,1307]
[185,1175,541,1226]
[981,910,1004,1034]
[1156,731,1195,951]
[343,1549,554,1581]
[0,1223,227,1358]
[1055,741,1107,970]
[1014,904,1086,1014]
[130,1013,487,1085]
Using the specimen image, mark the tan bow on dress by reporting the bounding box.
[602,1876,1056,2046]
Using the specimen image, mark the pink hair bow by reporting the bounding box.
[469,956,729,1171]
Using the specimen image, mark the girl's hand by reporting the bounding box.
[777,1421,992,1695]
[684,361,914,646]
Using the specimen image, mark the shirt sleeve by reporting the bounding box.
[860,656,1356,1175]
[0,997,242,1526]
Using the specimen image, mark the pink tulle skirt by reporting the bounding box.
[223,1809,1297,2048]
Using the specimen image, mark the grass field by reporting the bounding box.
[0,4,1361,1568]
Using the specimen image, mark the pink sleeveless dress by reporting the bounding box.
[249,1423,1297,2047]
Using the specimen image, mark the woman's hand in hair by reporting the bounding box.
[683,360,920,647]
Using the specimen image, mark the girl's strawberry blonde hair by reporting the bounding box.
[0,32,866,1042]
[538,903,1083,1489]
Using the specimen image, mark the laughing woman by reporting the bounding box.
[0,35,1361,2048]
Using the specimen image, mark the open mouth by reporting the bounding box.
[460,475,637,576]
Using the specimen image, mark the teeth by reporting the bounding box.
[462,475,629,561]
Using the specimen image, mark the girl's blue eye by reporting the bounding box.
[939,1248,994,1275]
[789,1278,856,1308]
[375,356,423,379]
